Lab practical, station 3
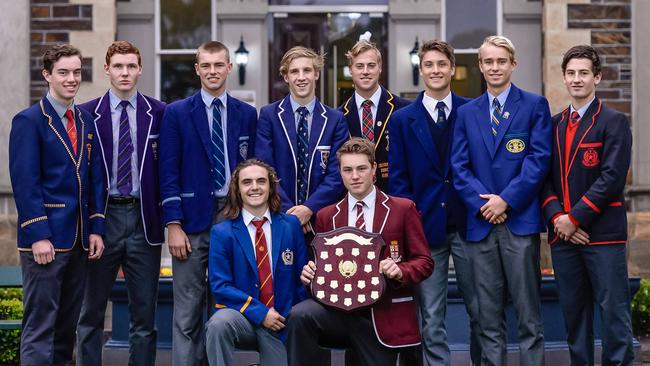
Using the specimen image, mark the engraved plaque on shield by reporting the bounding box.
[310,227,386,311]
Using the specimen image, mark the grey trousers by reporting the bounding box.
[172,198,226,366]
[77,201,161,366]
[205,308,287,366]
[464,224,545,366]
[416,232,482,366]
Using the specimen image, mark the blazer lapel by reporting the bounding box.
[556,107,570,172]
[278,96,298,157]
[493,85,521,151]
[270,213,284,273]
[342,95,361,137]
[41,98,77,166]
[74,105,85,167]
[475,94,496,158]
[190,92,212,160]
[136,92,153,178]
[374,87,395,146]
[372,189,390,234]
[226,95,243,171]
[233,218,258,275]
[410,92,441,167]
[567,98,602,173]
[94,92,113,180]
[332,198,348,230]
[309,100,327,153]
[444,93,462,177]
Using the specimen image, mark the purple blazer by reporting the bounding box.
[80,91,166,245]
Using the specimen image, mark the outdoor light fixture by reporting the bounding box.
[409,36,420,86]
[234,35,249,85]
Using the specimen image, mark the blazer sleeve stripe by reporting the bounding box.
[239,296,252,313]
[20,215,48,228]
[542,195,558,208]
[161,196,181,206]
[581,196,601,213]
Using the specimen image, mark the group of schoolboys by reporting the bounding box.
[10,33,634,366]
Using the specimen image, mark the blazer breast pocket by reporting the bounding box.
[577,142,602,169]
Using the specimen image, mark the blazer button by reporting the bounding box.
[441,202,446,208]
[255,284,259,288]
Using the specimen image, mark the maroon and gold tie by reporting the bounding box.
[355,201,366,231]
[252,218,274,307]
[361,100,374,142]
[65,109,77,156]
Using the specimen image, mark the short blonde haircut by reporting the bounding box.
[279,46,325,76]
[345,40,382,67]
[478,35,516,63]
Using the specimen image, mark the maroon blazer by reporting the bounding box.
[315,188,433,347]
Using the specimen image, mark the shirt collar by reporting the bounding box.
[46,92,73,120]
[242,208,272,227]
[201,88,227,108]
[354,86,382,111]
[109,89,138,111]
[570,97,596,119]
[348,186,377,212]
[488,84,511,109]
[422,91,453,111]
[289,95,316,115]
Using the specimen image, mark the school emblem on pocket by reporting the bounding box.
[282,249,294,265]
[239,141,248,160]
[506,138,525,153]
[320,149,330,170]
[582,148,600,167]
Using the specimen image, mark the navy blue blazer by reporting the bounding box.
[209,212,308,340]
[339,87,410,191]
[255,96,348,213]
[159,92,257,234]
[389,92,470,247]
[451,84,552,242]
[80,91,166,245]
[541,99,631,245]
[9,98,106,251]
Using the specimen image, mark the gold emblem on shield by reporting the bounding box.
[338,260,357,278]
[506,138,525,153]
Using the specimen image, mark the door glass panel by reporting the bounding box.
[270,0,387,4]
[451,53,486,98]
[160,54,198,102]
[160,0,211,49]
[446,0,497,49]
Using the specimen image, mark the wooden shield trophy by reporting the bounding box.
[310,227,386,311]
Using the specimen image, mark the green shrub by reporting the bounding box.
[631,278,650,337]
[0,288,21,301]
[0,298,22,364]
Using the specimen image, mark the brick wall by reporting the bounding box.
[30,0,93,105]
[567,1,631,118]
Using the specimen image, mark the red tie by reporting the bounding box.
[563,111,580,212]
[65,109,77,155]
[355,201,366,231]
[252,218,274,307]
[361,100,374,142]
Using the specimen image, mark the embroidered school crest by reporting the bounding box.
[582,148,600,167]
[282,249,294,265]
[239,141,248,160]
[320,149,330,170]
[506,139,525,153]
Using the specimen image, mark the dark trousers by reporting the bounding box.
[77,201,161,366]
[287,299,398,366]
[552,242,634,366]
[464,225,545,366]
[20,244,87,366]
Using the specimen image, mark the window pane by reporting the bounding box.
[160,0,211,49]
[270,0,387,4]
[446,0,497,49]
[161,54,199,103]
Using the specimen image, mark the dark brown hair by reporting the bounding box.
[223,159,282,219]
[561,45,602,76]
[196,41,230,63]
[419,39,455,67]
[106,41,141,66]
[43,44,82,74]
[336,137,376,165]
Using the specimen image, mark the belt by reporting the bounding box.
[108,196,139,205]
